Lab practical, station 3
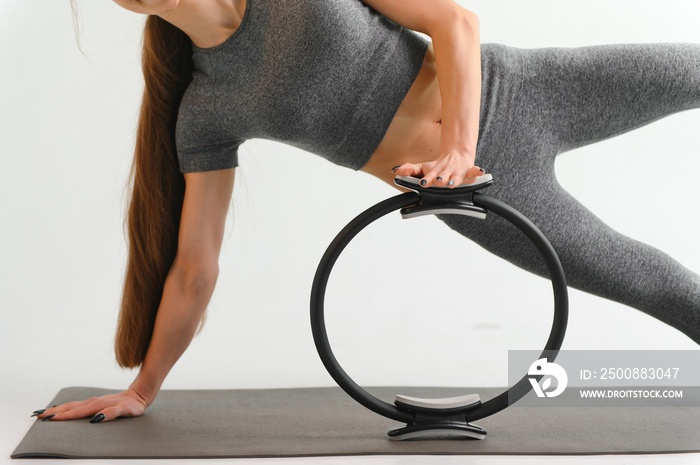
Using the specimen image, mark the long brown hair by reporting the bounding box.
[115,16,194,368]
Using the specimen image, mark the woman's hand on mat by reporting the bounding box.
[33,388,148,423]
[392,152,484,188]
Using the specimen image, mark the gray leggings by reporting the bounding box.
[437,43,700,345]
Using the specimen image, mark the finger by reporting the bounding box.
[38,397,108,421]
[434,169,457,187]
[448,165,485,188]
[463,166,485,184]
[90,406,118,423]
[43,397,102,414]
[421,162,451,187]
[97,406,124,423]
[41,404,103,421]
[448,172,465,188]
[30,407,51,418]
[393,163,423,177]
[95,402,142,423]
[35,405,65,420]
[38,399,94,418]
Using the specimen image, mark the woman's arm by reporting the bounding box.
[360,0,483,187]
[37,169,236,422]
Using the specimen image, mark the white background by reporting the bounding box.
[1,1,699,464]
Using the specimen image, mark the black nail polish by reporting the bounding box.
[479,168,485,173]
[419,179,427,186]
[90,413,105,424]
[42,414,56,422]
[390,165,401,173]
[31,409,46,417]
[436,176,443,181]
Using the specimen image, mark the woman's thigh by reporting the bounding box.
[515,42,700,153]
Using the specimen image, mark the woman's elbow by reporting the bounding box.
[172,256,220,297]
[457,7,479,30]
[429,5,479,37]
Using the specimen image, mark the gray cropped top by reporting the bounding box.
[175,0,431,173]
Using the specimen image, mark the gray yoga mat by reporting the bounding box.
[12,386,700,458]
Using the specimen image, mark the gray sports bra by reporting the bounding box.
[175,0,430,173]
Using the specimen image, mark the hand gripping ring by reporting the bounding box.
[310,174,569,440]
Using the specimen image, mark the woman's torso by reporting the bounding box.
[178,0,442,177]
[358,41,443,186]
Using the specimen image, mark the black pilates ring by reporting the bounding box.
[310,176,568,433]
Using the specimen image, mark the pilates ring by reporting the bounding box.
[310,174,568,440]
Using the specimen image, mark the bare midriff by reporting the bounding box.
[359,41,442,188]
